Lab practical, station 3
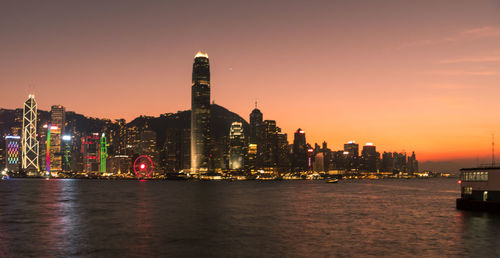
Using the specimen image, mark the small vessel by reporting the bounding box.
[1,175,10,180]
[326,178,338,183]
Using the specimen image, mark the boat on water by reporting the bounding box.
[326,179,339,183]
[457,166,500,211]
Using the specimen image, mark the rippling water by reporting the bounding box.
[0,178,499,257]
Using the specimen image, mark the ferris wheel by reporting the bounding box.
[133,155,154,178]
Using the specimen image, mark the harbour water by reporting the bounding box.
[1,178,499,257]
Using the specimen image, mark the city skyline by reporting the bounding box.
[1,0,499,166]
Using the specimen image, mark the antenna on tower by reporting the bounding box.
[255,99,258,109]
[493,133,495,166]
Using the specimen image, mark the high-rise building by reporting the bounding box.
[361,143,379,172]
[83,133,100,174]
[22,94,39,175]
[191,51,211,173]
[100,133,108,173]
[61,135,72,172]
[50,105,65,172]
[313,152,324,172]
[344,141,359,171]
[393,152,407,172]
[249,103,263,144]
[321,141,332,172]
[381,152,394,172]
[43,124,61,175]
[108,155,131,175]
[249,105,264,170]
[344,141,359,157]
[5,135,21,173]
[330,150,347,170]
[162,128,190,173]
[246,143,258,172]
[262,120,278,169]
[139,129,158,174]
[407,152,418,174]
[292,128,308,172]
[125,125,140,156]
[277,132,290,172]
[229,122,245,170]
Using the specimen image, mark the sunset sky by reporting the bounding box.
[1,0,499,168]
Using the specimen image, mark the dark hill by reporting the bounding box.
[128,104,249,146]
[0,104,249,147]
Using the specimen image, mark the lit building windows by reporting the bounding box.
[461,171,488,182]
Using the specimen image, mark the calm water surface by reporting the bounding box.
[0,178,499,257]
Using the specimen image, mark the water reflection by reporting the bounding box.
[130,181,154,257]
[458,211,500,257]
[1,178,500,257]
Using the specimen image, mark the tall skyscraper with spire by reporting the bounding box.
[22,94,39,175]
[249,101,263,144]
[191,51,211,173]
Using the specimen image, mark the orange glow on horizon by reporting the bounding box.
[0,1,498,169]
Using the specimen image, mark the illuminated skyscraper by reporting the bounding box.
[50,105,65,172]
[61,135,72,172]
[191,51,211,173]
[229,122,245,170]
[21,94,39,174]
[139,129,158,175]
[83,133,100,174]
[262,120,278,169]
[5,136,21,173]
[100,133,108,173]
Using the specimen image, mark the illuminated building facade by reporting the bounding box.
[50,105,65,172]
[246,143,257,171]
[5,136,21,173]
[191,51,211,173]
[108,155,131,174]
[21,94,39,174]
[100,133,108,173]
[229,122,245,170]
[262,120,278,169]
[83,133,100,174]
[43,124,60,174]
[139,130,158,174]
[62,135,72,172]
